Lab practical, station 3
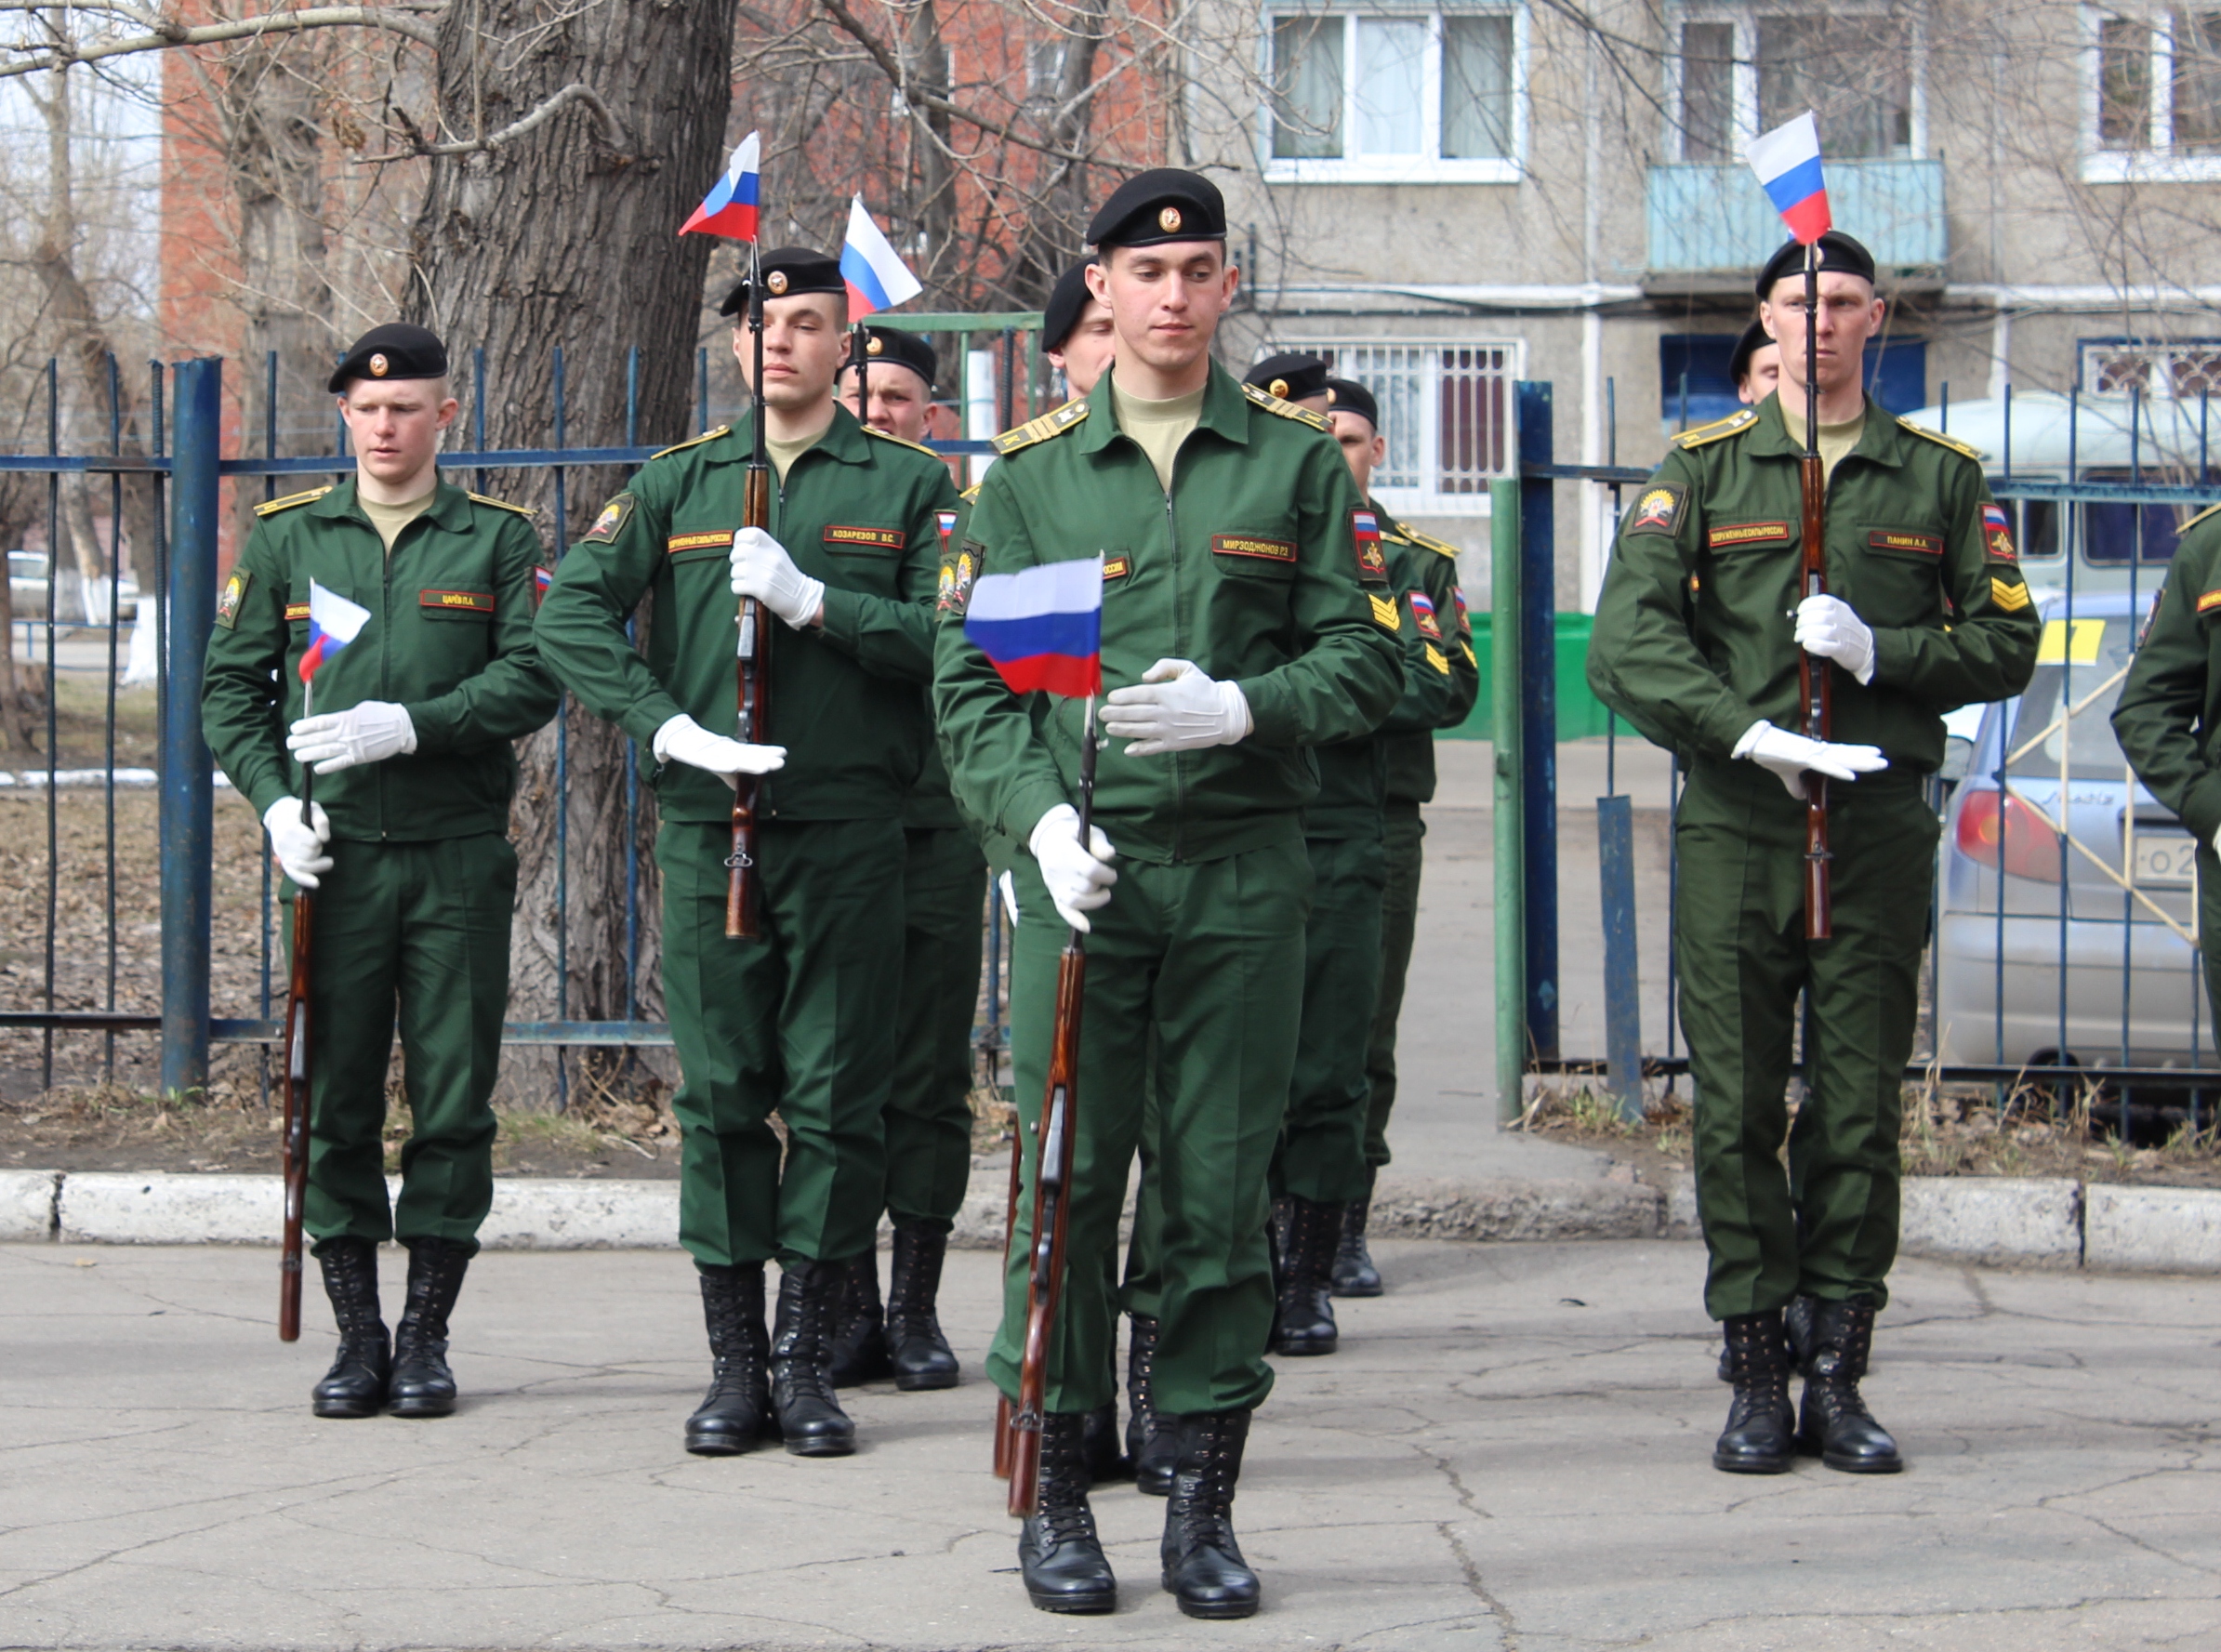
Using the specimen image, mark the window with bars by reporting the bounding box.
[2079,337,2221,397]
[2088,8,2221,177]
[1267,340,1516,512]
[1264,8,1524,182]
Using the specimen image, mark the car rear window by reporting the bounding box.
[2003,616,2139,778]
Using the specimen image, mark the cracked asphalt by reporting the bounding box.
[7,1238,2221,1650]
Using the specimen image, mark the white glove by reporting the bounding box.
[1101,658,1253,757]
[1028,803,1117,932]
[653,713,787,790]
[1794,595,1876,686]
[1734,720,1889,799]
[261,797,333,889]
[284,701,416,773]
[729,526,826,629]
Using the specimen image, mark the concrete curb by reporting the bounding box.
[10,1168,2221,1271]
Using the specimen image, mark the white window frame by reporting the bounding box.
[1267,337,1525,516]
[1663,4,1928,164]
[2082,6,2221,180]
[1258,3,1529,184]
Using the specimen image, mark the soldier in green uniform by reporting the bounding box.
[202,323,561,1421]
[1042,258,1116,398]
[819,324,976,1393]
[1733,318,1782,407]
[1586,231,2038,1477]
[2114,502,2221,1021]
[934,170,1402,1619]
[535,250,959,1460]
[1322,375,1480,1299]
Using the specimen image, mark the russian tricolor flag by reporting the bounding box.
[681,132,760,241]
[963,557,1103,698]
[840,196,923,317]
[298,580,370,684]
[1745,112,1831,244]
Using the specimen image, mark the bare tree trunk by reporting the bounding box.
[1011,0,1111,305]
[902,2,957,292]
[412,0,740,1099]
[0,482,42,754]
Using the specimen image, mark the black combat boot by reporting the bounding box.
[1126,1314,1180,1495]
[1269,1195,1343,1357]
[827,1252,892,1388]
[387,1237,469,1418]
[1080,1398,1125,1483]
[1017,1410,1118,1614]
[770,1258,856,1457]
[311,1237,390,1419]
[1797,1297,1902,1474]
[1712,1310,1796,1474]
[884,1222,959,1390]
[1160,1409,1261,1619]
[685,1262,773,1455]
[1330,1178,1384,1298]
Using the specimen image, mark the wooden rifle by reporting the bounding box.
[278,689,315,1341]
[727,240,772,939]
[1797,240,1833,941]
[1002,701,1101,1517]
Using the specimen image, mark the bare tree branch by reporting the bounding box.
[361,80,628,159]
[0,4,440,82]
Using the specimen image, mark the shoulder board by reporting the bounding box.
[467,491,535,518]
[1398,522,1461,559]
[1241,382,1330,430]
[2182,501,2221,534]
[862,425,938,458]
[959,484,982,504]
[652,425,731,460]
[1897,417,1983,462]
[253,484,333,518]
[1672,409,1758,450]
[992,399,1091,456]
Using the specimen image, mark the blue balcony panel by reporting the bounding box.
[1645,158,1947,277]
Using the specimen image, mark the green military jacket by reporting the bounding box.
[1587,393,2040,774]
[932,364,1405,866]
[2113,505,2221,840]
[202,476,560,842]
[1304,523,1462,839]
[1374,511,1481,807]
[535,406,958,825]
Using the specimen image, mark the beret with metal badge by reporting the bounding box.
[1321,377,1381,430]
[1244,352,1329,404]
[328,323,448,394]
[1754,230,1876,297]
[719,246,847,316]
[1041,258,1100,353]
[1087,168,1227,249]
[846,324,938,392]
[1728,317,1774,385]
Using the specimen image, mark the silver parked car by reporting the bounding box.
[1933,590,2215,1073]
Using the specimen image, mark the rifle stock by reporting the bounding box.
[279,886,311,1341]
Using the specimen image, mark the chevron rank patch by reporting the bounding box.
[1627,483,1686,537]
[1990,576,2031,613]
[215,569,250,629]
[1423,642,1450,675]
[584,494,634,545]
[1368,592,1401,630]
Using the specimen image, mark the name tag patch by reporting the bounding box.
[284,601,311,621]
[1102,556,1131,580]
[1707,522,1791,548]
[2197,588,2221,615]
[420,588,493,614]
[1213,534,1296,563]
[825,524,906,551]
[667,531,731,555]
[1870,529,1943,556]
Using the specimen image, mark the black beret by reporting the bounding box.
[720,246,846,316]
[1088,168,1226,249]
[846,324,937,391]
[1244,352,1329,403]
[1755,231,1876,297]
[328,323,447,394]
[1728,319,1775,384]
[1322,377,1380,430]
[1041,258,1099,353]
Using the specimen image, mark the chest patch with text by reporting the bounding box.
[825,524,906,552]
[284,601,311,622]
[667,531,731,555]
[1870,529,1944,556]
[1102,556,1131,581]
[1212,534,1296,563]
[1706,521,1791,549]
[420,588,494,614]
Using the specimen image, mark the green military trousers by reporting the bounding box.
[885,826,987,1233]
[297,834,514,1257]
[1276,831,1387,1204]
[989,838,1312,1415]
[1364,800,1427,1168]
[657,817,904,1269]
[1675,760,1938,1319]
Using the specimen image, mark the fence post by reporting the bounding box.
[1514,380,1559,1064]
[1490,477,1525,1124]
[160,357,220,1098]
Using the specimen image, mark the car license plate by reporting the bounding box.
[2131,832,2199,887]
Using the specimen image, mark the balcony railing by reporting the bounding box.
[1645,158,1947,280]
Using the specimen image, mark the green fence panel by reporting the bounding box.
[1447,614,1611,739]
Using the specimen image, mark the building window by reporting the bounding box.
[1260,340,1517,513]
[2079,336,2221,398]
[1263,7,1526,183]
[2086,9,2221,177]
[1669,8,1922,164]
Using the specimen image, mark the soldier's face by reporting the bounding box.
[735,295,846,410]
[1737,343,1782,405]
[1047,300,1117,397]
[839,363,932,443]
[1089,245,1239,374]
[1330,410,1385,495]
[1759,273,1883,398]
[337,379,457,489]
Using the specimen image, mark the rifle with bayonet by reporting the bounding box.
[1797,240,1832,941]
[727,240,773,940]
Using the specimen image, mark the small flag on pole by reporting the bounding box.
[963,558,1104,697]
[298,580,370,684]
[1745,112,1831,244]
[839,196,924,317]
[681,132,761,241]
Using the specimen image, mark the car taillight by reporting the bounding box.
[1954,787,2065,882]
